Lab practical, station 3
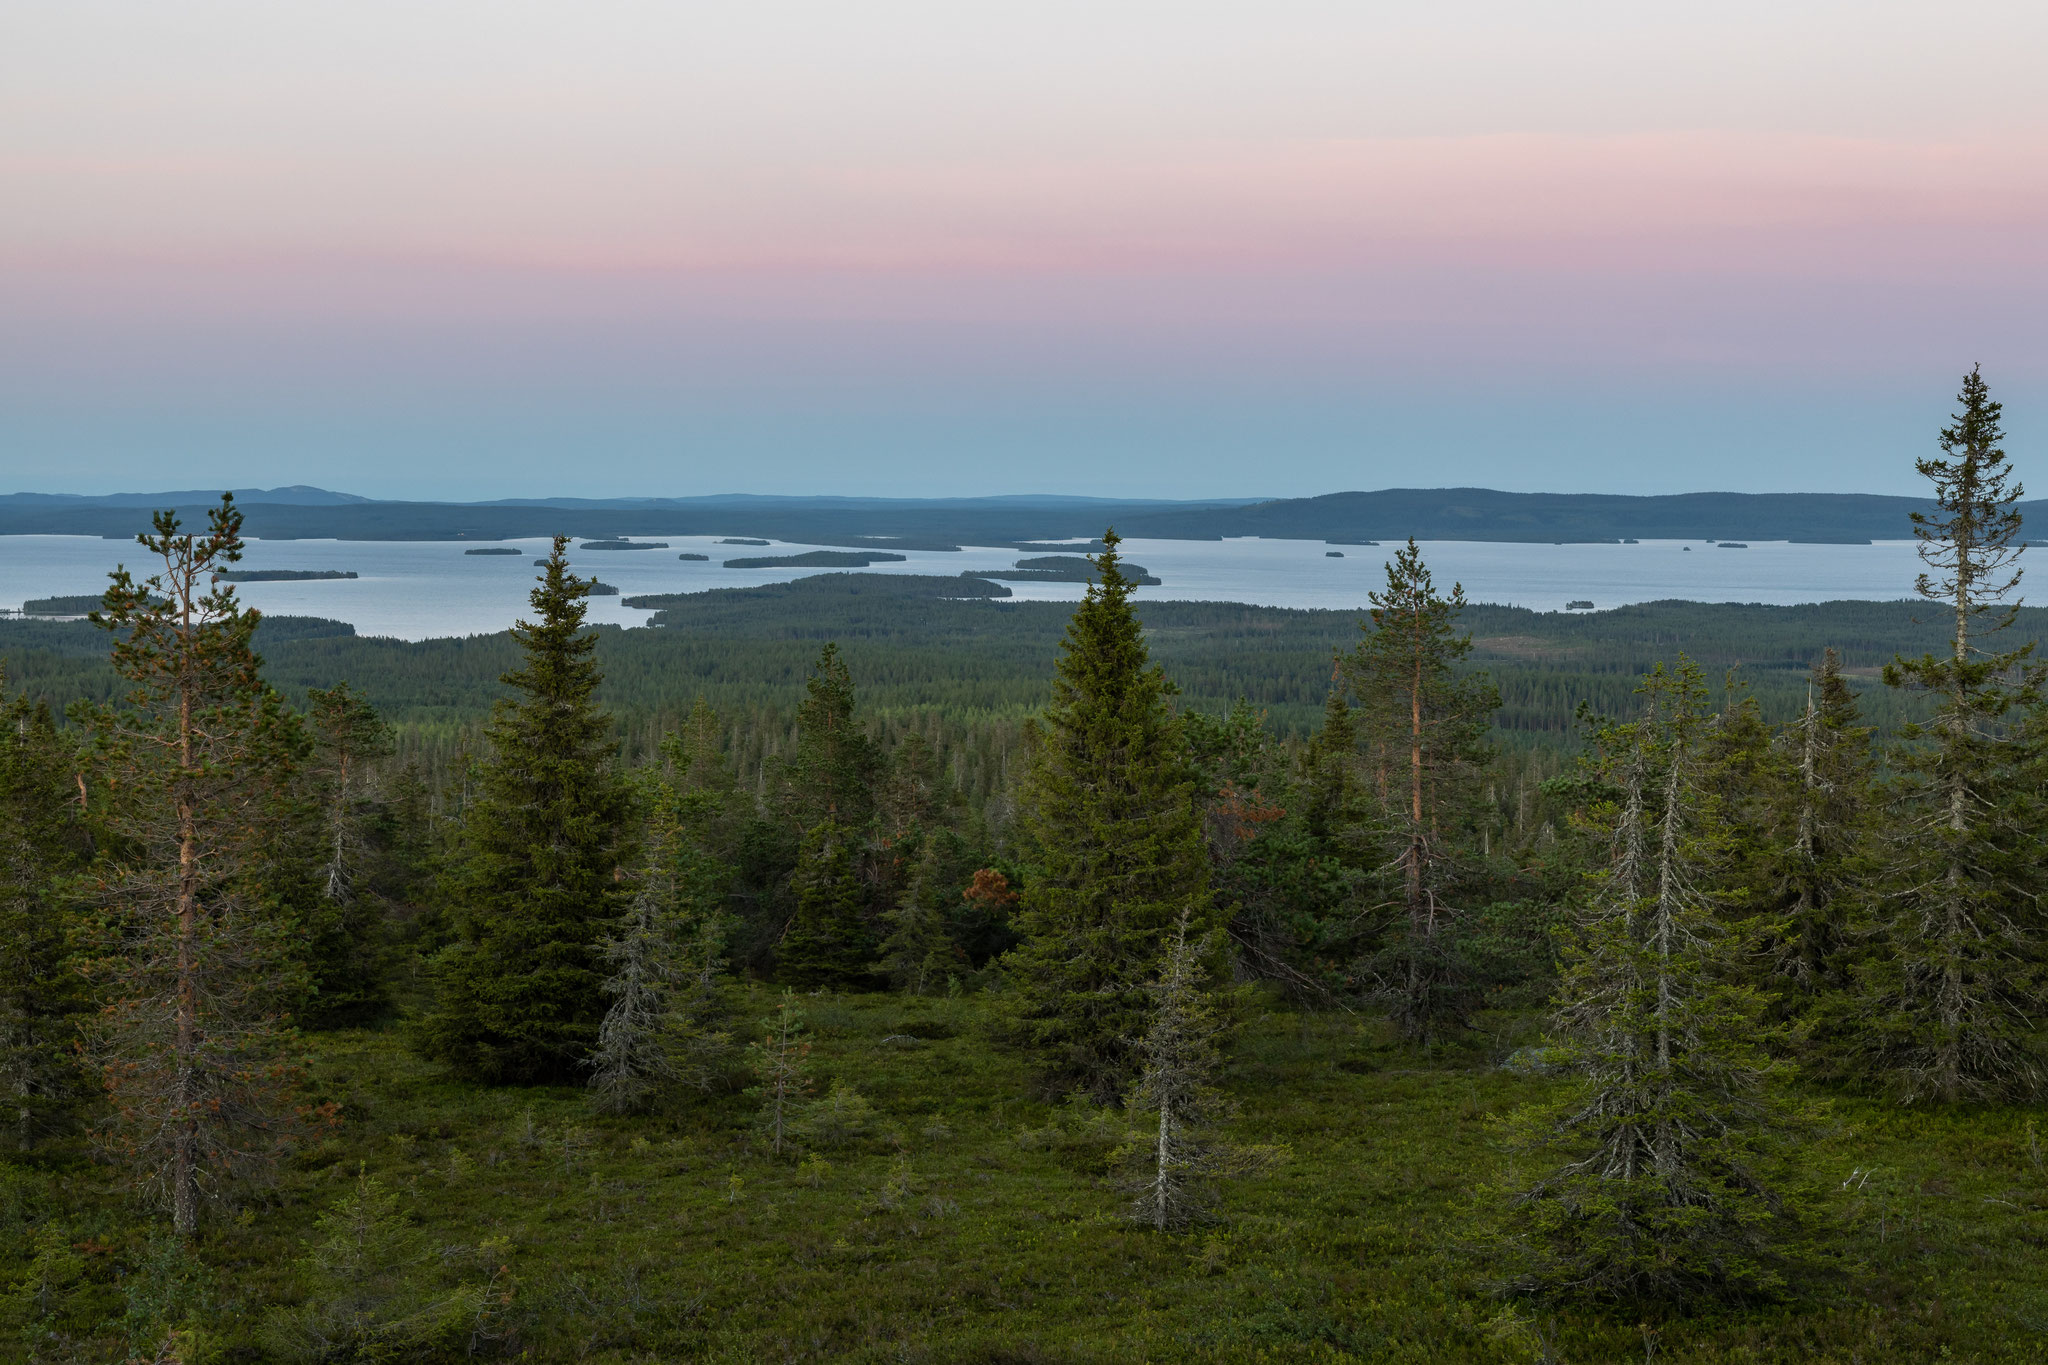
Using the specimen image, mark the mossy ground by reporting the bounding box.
[11,990,2048,1361]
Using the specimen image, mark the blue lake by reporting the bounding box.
[0,534,1934,641]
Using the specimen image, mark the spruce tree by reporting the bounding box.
[0,673,89,1151]
[261,1169,492,1360]
[1860,366,2047,1102]
[418,537,628,1085]
[78,496,318,1235]
[745,991,813,1156]
[878,839,966,995]
[1121,912,1277,1229]
[588,789,726,1112]
[1343,539,1499,1043]
[777,819,875,989]
[1762,651,1875,1007]
[783,643,879,833]
[1496,658,1795,1305]
[1003,529,1212,1100]
[298,682,395,1027]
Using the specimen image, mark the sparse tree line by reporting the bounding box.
[0,369,2043,1354]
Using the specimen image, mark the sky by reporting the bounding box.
[2,1,2045,500]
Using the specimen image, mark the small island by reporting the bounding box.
[462,547,524,556]
[22,594,121,616]
[719,537,771,546]
[1325,550,1344,558]
[214,569,358,582]
[977,555,1161,586]
[723,550,909,569]
[1718,542,1750,549]
[1567,599,1595,610]
[587,580,620,596]
[677,552,710,561]
[1326,538,1380,547]
[579,540,670,551]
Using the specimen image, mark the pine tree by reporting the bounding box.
[418,537,629,1085]
[0,673,90,1151]
[1003,529,1212,1101]
[1121,912,1278,1230]
[777,820,875,989]
[745,991,813,1157]
[1860,365,2047,1102]
[1343,539,1499,1044]
[77,495,320,1235]
[1496,658,1795,1305]
[298,682,395,1027]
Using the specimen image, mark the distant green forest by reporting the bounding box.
[0,574,1976,794]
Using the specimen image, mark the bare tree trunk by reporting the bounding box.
[1154,1097,1171,1232]
[1938,481,1974,1101]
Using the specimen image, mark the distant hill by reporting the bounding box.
[0,485,375,508]
[0,486,1997,545]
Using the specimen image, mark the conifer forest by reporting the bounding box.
[11,370,2048,1363]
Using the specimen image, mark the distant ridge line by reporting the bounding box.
[0,486,1994,545]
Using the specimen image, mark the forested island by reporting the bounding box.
[978,554,1162,584]
[2,373,2046,1361]
[214,568,358,582]
[722,549,909,569]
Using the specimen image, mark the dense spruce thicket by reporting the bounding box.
[4,372,2048,1359]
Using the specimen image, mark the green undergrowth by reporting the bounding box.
[10,991,2048,1361]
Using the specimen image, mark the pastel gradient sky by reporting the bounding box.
[3,1,2044,499]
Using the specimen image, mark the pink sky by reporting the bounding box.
[3,2,2044,497]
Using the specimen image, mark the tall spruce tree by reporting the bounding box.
[1003,530,1212,1101]
[0,673,90,1151]
[783,643,879,834]
[1861,366,2047,1102]
[298,683,395,1027]
[1496,658,1796,1305]
[418,537,628,1085]
[878,838,966,995]
[1343,539,1499,1043]
[588,788,726,1112]
[1763,651,1875,1010]
[78,496,319,1234]
[777,819,875,989]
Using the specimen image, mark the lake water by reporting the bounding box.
[0,534,1933,641]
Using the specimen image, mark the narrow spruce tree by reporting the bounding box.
[588,789,726,1112]
[1496,659,1795,1305]
[1121,912,1277,1230]
[777,819,875,989]
[0,672,90,1151]
[1763,651,1875,1007]
[1002,529,1212,1101]
[1860,366,2047,1102]
[1344,539,1499,1043]
[77,496,318,1235]
[297,682,395,1027]
[418,537,628,1085]
[745,991,813,1157]
[783,643,879,834]
[878,838,966,995]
